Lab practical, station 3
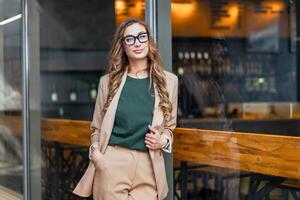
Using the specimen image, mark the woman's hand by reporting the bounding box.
[90,145,102,165]
[145,125,167,150]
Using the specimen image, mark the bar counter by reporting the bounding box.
[1,115,300,179]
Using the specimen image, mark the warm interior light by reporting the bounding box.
[115,0,126,15]
[250,1,285,32]
[171,1,195,19]
[215,4,239,27]
[115,0,145,27]
[270,1,284,12]
[0,14,22,26]
[229,5,239,19]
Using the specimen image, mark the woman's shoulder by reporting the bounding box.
[163,70,178,83]
[98,73,109,87]
[96,73,110,91]
[99,73,110,83]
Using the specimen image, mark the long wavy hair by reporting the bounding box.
[103,18,172,121]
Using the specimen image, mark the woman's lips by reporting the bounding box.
[133,49,143,54]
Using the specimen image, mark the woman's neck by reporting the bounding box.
[127,58,149,77]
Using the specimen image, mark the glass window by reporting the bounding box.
[172,1,300,199]
[27,0,144,199]
[0,0,23,199]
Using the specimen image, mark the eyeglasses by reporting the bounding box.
[122,32,149,46]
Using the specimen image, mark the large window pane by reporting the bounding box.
[172,1,300,199]
[27,0,144,199]
[0,0,23,199]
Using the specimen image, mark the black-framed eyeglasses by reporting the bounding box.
[122,32,149,46]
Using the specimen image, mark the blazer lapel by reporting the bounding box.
[149,81,164,159]
[99,69,128,152]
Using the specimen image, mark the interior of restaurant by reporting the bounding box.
[172,0,300,134]
[171,1,300,199]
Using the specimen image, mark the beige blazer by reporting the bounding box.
[73,68,178,200]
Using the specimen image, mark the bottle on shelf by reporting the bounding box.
[178,51,190,75]
[190,51,197,73]
[183,51,190,69]
[262,78,268,92]
[196,51,204,76]
[203,52,211,77]
[58,106,64,118]
[178,51,184,60]
[51,84,59,103]
[90,83,97,101]
[69,88,77,102]
[177,51,184,75]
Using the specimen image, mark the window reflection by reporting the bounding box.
[172,0,298,131]
[36,0,145,199]
[172,1,300,200]
[40,0,144,120]
[0,0,23,198]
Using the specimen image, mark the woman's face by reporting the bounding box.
[122,23,149,61]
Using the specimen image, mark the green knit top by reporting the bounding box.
[108,75,155,152]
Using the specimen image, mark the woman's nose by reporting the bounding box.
[134,40,141,47]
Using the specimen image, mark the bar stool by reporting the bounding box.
[42,140,90,200]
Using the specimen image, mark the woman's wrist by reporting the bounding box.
[160,135,168,149]
[89,142,100,160]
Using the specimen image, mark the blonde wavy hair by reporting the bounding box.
[103,18,172,121]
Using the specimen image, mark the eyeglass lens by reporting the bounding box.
[123,33,148,45]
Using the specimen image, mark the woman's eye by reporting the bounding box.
[125,37,134,43]
[139,35,147,40]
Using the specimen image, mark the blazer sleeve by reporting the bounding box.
[161,76,178,153]
[88,76,106,159]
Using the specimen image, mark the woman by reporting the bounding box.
[73,18,178,200]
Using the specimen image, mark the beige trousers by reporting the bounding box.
[92,145,158,200]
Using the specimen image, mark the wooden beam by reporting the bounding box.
[41,118,90,145]
[174,128,300,179]
[2,116,300,179]
[0,116,90,145]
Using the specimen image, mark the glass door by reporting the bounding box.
[0,0,23,199]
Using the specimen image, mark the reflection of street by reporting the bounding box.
[0,125,23,195]
[180,69,206,118]
[180,71,225,116]
[0,75,22,111]
[177,37,242,199]
[0,185,22,199]
[178,37,237,122]
[179,69,233,130]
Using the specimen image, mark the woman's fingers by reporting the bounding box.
[145,141,157,149]
[145,138,157,145]
[91,149,102,164]
[145,133,156,142]
[145,132,161,150]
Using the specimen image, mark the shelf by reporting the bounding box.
[41,102,95,106]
